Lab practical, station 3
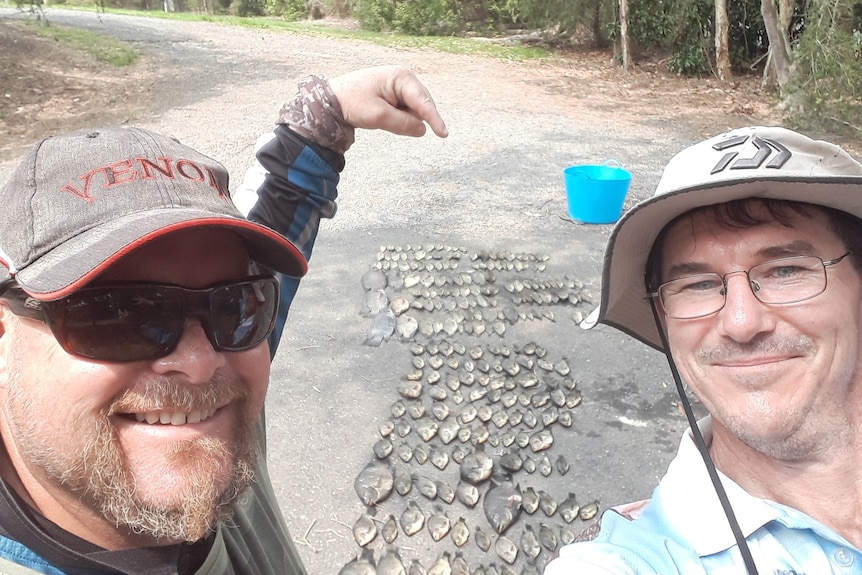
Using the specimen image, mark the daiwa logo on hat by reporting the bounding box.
[710,135,792,174]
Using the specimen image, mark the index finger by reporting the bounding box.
[396,79,449,138]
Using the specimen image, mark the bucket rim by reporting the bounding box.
[564,164,632,180]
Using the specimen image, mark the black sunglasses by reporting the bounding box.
[0,276,279,362]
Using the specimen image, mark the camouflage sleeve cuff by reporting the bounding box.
[277,74,356,155]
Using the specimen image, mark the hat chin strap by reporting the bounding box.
[649,300,760,575]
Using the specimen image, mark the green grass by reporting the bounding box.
[43,5,550,61]
[28,20,139,65]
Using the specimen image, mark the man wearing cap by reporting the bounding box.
[545,127,862,574]
[0,65,446,574]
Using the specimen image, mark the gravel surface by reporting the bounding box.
[0,10,777,573]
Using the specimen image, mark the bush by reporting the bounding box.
[266,0,306,18]
[392,0,460,35]
[354,0,394,31]
[231,0,263,15]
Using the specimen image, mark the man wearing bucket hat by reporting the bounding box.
[544,126,862,575]
[0,65,446,574]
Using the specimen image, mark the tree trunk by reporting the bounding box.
[715,0,731,80]
[761,0,792,88]
[779,0,796,31]
[619,0,630,73]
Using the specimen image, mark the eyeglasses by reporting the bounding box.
[649,253,852,320]
[0,276,278,362]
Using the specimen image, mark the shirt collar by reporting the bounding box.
[656,416,779,556]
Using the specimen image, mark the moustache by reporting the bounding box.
[697,335,816,364]
[107,374,249,415]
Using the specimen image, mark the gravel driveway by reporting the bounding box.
[0,10,748,573]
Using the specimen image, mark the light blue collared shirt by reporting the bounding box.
[544,418,861,574]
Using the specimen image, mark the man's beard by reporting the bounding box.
[9,375,259,543]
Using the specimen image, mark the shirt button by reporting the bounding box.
[833,547,854,568]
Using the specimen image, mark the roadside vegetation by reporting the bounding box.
[26,21,139,65]
[9,0,862,135]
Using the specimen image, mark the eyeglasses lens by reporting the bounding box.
[657,255,837,320]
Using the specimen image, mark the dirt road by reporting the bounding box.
[0,9,786,573]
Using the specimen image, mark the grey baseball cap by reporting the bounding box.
[0,127,307,299]
[582,126,862,351]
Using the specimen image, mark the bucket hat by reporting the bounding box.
[582,126,862,351]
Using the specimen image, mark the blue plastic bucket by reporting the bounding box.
[563,162,632,224]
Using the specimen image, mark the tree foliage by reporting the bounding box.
[786,0,862,133]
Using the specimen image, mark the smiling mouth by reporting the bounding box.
[714,356,798,368]
[131,408,218,425]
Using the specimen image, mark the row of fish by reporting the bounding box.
[360,245,592,349]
